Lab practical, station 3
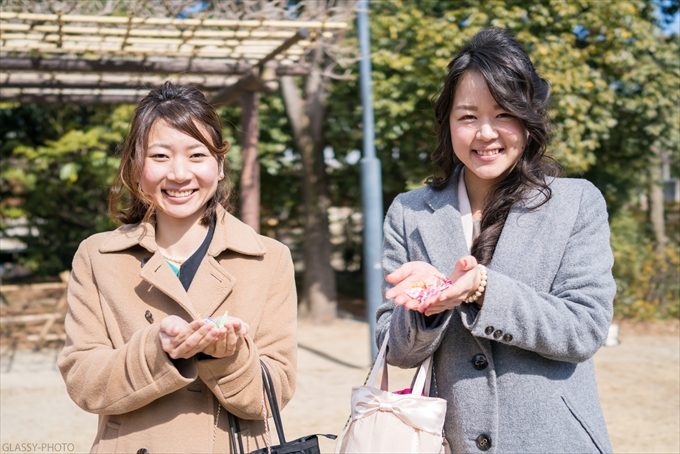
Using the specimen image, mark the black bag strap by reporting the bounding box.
[226,360,285,453]
[227,410,245,454]
[260,360,286,444]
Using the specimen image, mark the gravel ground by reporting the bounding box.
[1,318,678,454]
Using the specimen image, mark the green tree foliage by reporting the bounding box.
[324,0,679,318]
[0,104,130,276]
[329,0,678,195]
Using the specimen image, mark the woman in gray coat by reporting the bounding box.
[377,28,615,453]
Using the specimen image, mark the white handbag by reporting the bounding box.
[335,333,449,453]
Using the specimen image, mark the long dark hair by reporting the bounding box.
[109,81,231,226]
[428,28,560,264]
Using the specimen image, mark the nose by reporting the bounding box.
[477,123,498,141]
[169,158,189,182]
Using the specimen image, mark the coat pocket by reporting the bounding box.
[560,395,607,454]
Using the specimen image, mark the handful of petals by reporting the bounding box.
[405,277,453,303]
[204,312,229,329]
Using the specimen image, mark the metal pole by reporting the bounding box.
[357,0,383,360]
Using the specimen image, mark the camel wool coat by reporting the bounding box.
[377,169,615,453]
[58,205,297,454]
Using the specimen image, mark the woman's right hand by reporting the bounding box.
[159,315,225,360]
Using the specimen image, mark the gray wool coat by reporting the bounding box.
[376,169,615,454]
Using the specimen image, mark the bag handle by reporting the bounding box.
[226,360,285,454]
[260,360,286,443]
[369,331,434,396]
[411,355,433,396]
[366,332,390,389]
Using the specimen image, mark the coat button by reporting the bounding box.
[472,353,488,370]
[503,333,513,343]
[136,449,149,454]
[493,329,503,339]
[144,310,154,323]
[475,434,492,451]
[484,326,494,335]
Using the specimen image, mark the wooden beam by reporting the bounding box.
[209,73,270,105]
[0,93,147,104]
[0,56,310,76]
[1,80,231,91]
[239,91,261,232]
[256,29,309,70]
[209,30,307,105]
[0,11,349,30]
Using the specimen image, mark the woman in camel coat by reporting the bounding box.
[58,82,297,453]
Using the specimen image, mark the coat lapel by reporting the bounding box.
[419,170,470,274]
[189,207,265,318]
[186,257,235,319]
[139,253,200,318]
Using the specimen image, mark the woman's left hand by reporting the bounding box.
[420,257,481,316]
[200,317,250,359]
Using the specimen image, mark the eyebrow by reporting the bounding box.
[148,142,207,149]
[452,103,503,111]
[453,104,478,111]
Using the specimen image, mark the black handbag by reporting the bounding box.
[227,361,335,454]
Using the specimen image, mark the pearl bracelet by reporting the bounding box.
[464,264,488,303]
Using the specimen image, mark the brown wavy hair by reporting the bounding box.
[428,28,561,265]
[108,81,231,226]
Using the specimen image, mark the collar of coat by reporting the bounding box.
[97,204,266,257]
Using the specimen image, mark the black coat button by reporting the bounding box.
[503,333,513,343]
[136,449,149,454]
[484,326,494,335]
[476,434,492,451]
[472,353,488,370]
[493,329,503,339]
[144,310,154,323]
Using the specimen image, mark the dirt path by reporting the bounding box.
[1,318,678,453]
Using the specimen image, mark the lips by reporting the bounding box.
[163,189,196,198]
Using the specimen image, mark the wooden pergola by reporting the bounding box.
[0,10,347,103]
[0,4,350,229]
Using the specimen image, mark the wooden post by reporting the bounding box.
[239,90,260,232]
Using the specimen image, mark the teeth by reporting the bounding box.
[165,190,194,197]
[475,148,502,156]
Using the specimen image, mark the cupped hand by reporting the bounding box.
[201,316,250,359]
[385,257,481,316]
[159,315,225,360]
[420,256,480,316]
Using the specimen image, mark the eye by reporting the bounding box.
[148,153,168,160]
[458,114,476,121]
[497,112,515,119]
[190,151,209,160]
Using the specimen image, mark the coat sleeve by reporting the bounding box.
[459,181,616,363]
[376,194,456,369]
[58,239,196,415]
[196,244,297,420]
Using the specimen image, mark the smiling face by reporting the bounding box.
[140,119,223,228]
[449,70,527,194]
